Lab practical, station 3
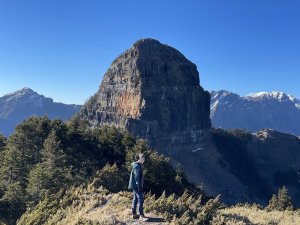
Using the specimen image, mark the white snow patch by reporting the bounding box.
[288,94,296,101]
[246,91,294,102]
[210,99,219,111]
[246,92,269,98]
[192,148,204,153]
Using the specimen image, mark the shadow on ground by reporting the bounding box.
[145,216,166,223]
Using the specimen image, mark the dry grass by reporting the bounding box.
[212,206,300,225]
[19,183,300,225]
[44,186,166,225]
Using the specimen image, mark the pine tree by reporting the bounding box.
[277,186,293,211]
[267,186,293,211]
[0,117,52,190]
[0,134,29,224]
[0,134,6,151]
[26,130,71,205]
[91,163,127,192]
[267,194,278,210]
[0,134,6,180]
[0,133,33,188]
[0,181,26,225]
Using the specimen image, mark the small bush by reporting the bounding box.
[145,189,221,224]
[91,163,127,193]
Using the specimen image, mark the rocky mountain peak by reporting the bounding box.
[246,91,298,102]
[244,91,300,109]
[133,38,161,47]
[2,87,37,99]
[210,90,241,117]
[210,90,240,101]
[16,87,35,94]
[79,39,211,152]
[0,88,44,106]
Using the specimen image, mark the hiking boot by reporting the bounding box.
[132,214,139,219]
[139,215,148,222]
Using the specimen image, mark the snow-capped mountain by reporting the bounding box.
[210,90,300,136]
[0,88,82,136]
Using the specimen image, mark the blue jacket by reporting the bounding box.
[128,161,143,191]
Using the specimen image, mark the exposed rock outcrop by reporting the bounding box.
[80,38,211,153]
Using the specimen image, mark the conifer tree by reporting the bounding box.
[26,130,70,205]
[0,181,25,225]
[277,186,293,210]
[267,186,293,211]
[0,134,6,151]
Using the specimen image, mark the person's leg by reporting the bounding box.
[132,190,138,215]
[137,191,144,216]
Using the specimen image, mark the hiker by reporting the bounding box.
[128,153,148,221]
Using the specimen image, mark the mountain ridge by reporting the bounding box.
[0,87,82,136]
[210,90,300,136]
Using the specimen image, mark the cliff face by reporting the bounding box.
[80,39,211,150]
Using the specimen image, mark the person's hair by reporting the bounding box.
[135,153,145,161]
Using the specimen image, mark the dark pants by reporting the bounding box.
[132,189,144,216]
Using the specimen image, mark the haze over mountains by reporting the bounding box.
[210,90,300,136]
[0,88,81,136]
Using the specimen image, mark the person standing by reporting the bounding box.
[128,153,148,221]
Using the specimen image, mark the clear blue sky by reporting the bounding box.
[0,0,299,104]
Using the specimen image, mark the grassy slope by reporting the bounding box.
[18,182,300,225]
[17,183,168,225]
[48,192,167,225]
[213,206,300,225]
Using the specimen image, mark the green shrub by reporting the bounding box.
[91,163,127,193]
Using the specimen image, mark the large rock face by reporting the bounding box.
[80,39,211,151]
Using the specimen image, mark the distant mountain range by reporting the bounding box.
[210,90,300,136]
[1,88,299,137]
[0,88,82,136]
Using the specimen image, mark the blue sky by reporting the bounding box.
[0,0,299,104]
